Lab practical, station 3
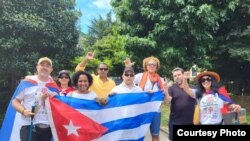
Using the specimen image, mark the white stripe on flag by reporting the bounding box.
[46,99,59,141]
[10,113,22,141]
[76,101,162,123]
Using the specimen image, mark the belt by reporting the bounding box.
[35,124,50,129]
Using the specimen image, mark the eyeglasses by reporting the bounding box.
[99,68,108,71]
[201,77,212,83]
[59,76,69,79]
[147,63,157,67]
[124,73,134,77]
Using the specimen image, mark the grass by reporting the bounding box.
[161,103,170,132]
[247,112,250,123]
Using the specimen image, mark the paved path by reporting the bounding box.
[144,129,169,141]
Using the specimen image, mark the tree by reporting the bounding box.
[213,0,250,94]
[75,24,128,77]
[0,0,81,90]
[84,11,114,47]
[75,12,129,76]
[111,0,250,94]
[111,0,241,74]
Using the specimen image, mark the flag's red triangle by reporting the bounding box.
[49,98,108,141]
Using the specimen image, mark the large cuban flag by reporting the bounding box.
[0,76,59,141]
[46,91,164,141]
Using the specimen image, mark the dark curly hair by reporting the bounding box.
[72,71,93,89]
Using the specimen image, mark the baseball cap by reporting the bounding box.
[37,57,52,66]
[57,70,70,78]
[123,67,135,74]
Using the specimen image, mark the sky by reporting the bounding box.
[75,0,113,33]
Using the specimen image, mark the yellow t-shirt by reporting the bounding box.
[90,75,116,98]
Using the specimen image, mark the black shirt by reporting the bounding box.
[168,83,196,124]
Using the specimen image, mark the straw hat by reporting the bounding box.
[194,71,220,82]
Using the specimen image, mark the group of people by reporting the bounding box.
[9,52,241,141]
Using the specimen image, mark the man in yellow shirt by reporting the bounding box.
[75,52,116,98]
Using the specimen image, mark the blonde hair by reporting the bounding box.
[142,56,160,71]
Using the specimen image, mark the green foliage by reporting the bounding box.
[112,0,241,75]
[75,32,128,76]
[226,27,250,62]
[76,13,129,76]
[83,11,114,47]
[111,0,250,89]
[92,34,128,76]
[0,0,81,90]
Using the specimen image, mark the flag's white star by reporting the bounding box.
[63,120,81,137]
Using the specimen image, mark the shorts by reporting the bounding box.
[150,112,161,136]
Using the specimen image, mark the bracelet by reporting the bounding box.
[21,108,26,115]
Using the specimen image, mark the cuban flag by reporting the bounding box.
[217,86,234,104]
[0,76,59,141]
[46,91,164,141]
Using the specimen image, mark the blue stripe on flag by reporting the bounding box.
[102,112,156,134]
[47,86,60,94]
[56,91,164,110]
[218,94,234,104]
[120,137,145,141]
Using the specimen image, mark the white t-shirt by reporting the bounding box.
[68,91,97,100]
[199,93,224,124]
[134,73,163,112]
[134,73,163,92]
[16,77,53,125]
[110,82,143,94]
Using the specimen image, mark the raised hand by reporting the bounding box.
[124,58,135,67]
[86,51,95,60]
[163,79,169,93]
[183,71,191,80]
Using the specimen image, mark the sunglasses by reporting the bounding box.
[201,77,212,83]
[124,73,134,77]
[147,63,157,67]
[99,68,108,71]
[59,76,69,79]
